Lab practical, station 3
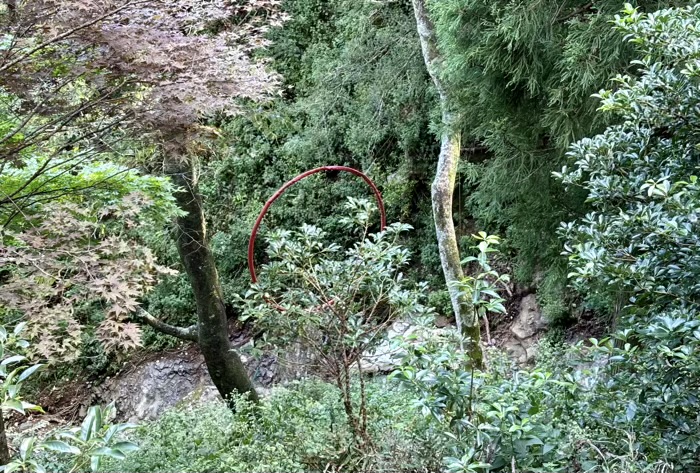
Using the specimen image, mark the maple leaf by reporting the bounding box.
[1,203,171,361]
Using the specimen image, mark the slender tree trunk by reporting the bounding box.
[166,159,259,403]
[411,0,483,365]
[0,409,10,466]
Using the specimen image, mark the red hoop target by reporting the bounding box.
[247,166,386,284]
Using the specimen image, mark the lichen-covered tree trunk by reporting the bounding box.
[412,0,483,365]
[166,159,259,403]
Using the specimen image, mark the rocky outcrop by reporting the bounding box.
[358,322,412,374]
[96,348,276,422]
[358,321,453,374]
[503,294,547,365]
[96,351,214,422]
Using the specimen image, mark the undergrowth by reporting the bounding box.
[103,379,439,473]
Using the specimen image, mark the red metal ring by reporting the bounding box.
[247,166,386,284]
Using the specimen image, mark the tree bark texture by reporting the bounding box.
[0,409,10,466]
[166,159,259,403]
[411,0,483,365]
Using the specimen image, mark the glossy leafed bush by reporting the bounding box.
[241,198,431,447]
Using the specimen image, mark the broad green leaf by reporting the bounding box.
[2,462,20,473]
[92,447,126,460]
[21,401,44,413]
[90,455,100,473]
[19,436,35,461]
[81,408,97,441]
[18,364,42,383]
[41,440,80,455]
[4,399,24,414]
[12,322,26,336]
[1,355,25,366]
[626,401,637,421]
[112,441,139,453]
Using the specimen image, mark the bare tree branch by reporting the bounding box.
[137,308,199,342]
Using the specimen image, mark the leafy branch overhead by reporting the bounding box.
[0,0,288,224]
[1,0,288,404]
[1,0,287,136]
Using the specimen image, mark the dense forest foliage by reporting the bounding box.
[1,0,699,472]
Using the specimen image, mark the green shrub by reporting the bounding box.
[241,198,432,448]
[106,379,438,473]
[392,322,698,472]
[428,290,453,319]
[392,332,577,473]
[105,389,333,472]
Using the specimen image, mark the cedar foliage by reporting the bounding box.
[427,0,693,317]
[203,0,693,323]
[200,0,444,308]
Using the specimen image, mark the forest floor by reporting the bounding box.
[12,292,606,436]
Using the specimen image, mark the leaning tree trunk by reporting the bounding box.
[166,159,259,403]
[411,0,483,365]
